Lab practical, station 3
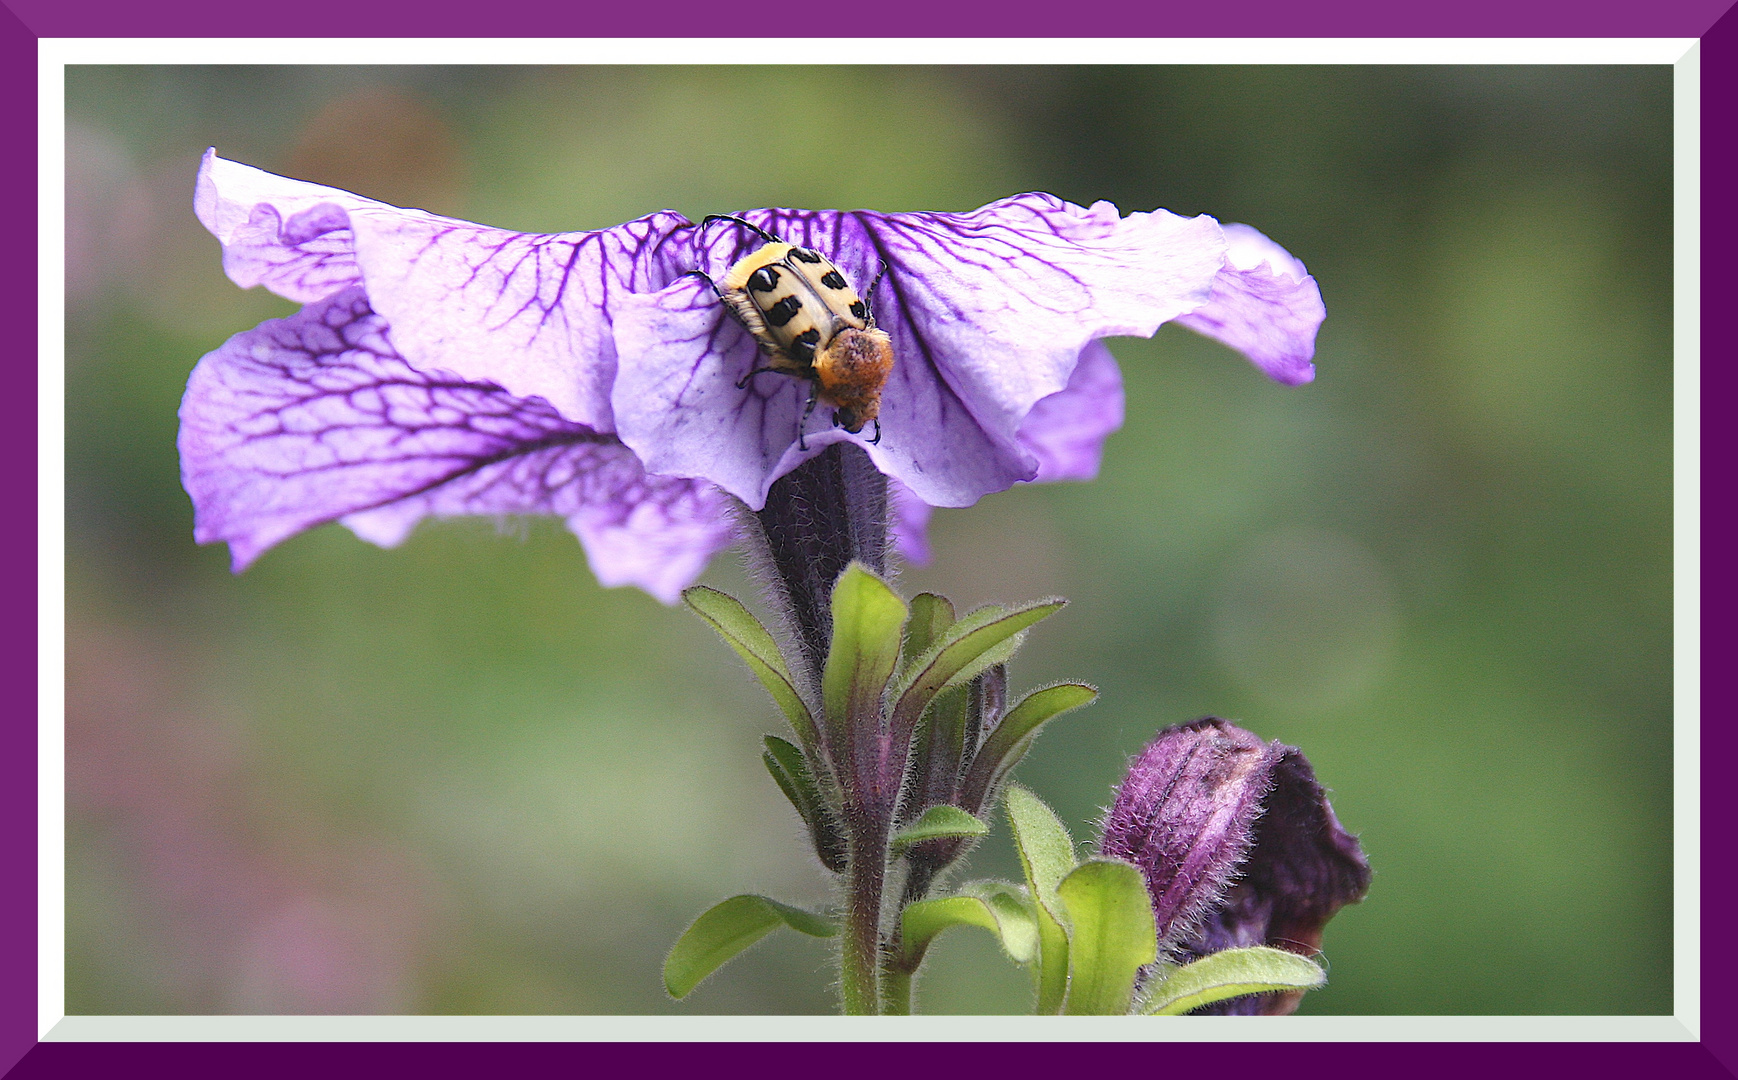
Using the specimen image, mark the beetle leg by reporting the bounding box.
[869,418,882,445]
[736,366,783,390]
[798,389,819,452]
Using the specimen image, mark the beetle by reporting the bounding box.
[687,215,893,450]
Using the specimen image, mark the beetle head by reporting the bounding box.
[815,328,894,433]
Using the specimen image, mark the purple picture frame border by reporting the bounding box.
[10,1,1728,1076]
[0,0,1734,38]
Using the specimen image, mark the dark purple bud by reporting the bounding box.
[1098,717,1370,1014]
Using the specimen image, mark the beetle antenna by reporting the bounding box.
[699,214,782,246]
[865,259,889,318]
[680,269,726,300]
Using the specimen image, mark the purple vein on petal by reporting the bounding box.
[195,150,697,432]
[178,286,735,604]
[612,194,1226,512]
[1177,223,1325,386]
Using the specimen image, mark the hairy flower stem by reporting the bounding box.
[882,967,914,1016]
[841,815,890,1015]
[744,443,890,691]
[881,869,929,1016]
[842,719,898,1015]
[740,443,897,1014]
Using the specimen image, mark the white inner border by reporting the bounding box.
[38,37,1702,1043]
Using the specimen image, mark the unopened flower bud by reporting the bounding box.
[1099,717,1370,1014]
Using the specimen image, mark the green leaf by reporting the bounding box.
[763,746,807,816]
[889,600,1065,746]
[945,627,1027,692]
[900,882,1039,966]
[1140,947,1327,1016]
[685,587,818,751]
[1005,785,1076,1014]
[664,895,836,999]
[900,593,956,674]
[1057,859,1158,1016]
[891,805,989,851]
[820,564,909,742]
[763,736,846,873]
[975,884,1041,965]
[959,683,1098,812]
[1004,786,1076,910]
[889,603,1001,700]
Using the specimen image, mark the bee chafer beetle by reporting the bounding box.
[688,215,894,449]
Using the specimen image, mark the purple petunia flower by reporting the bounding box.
[1099,717,1370,1015]
[611,198,1321,512]
[180,151,1323,599]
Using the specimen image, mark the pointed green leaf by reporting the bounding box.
[763,736,846,873]
[1005,786,1076,910]
[900,882,1039,967]
[891,805,989,851]
[685,586,818,750]
[1140,947,1327,1016]
[1058,859,1159,1016]
[901,593,956,674]
[664,894,836,999]
[763,747,808,817]
[949,632,1027,691]
[1005,785,1077,1014]
[960,683,1099,812]
[821,564,908,741]
[891,603,1002,697]
[975,883,1041,965]
[763,735,826,816]
[890,600,1065,747]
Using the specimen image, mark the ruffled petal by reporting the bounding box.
[612,195,1226,510]
[888,478,935,566]
[610,274,813,509]
[194,149,370,302]
[177,285,735,603]
[196,155,1322,527]
[347,205,691,433]
[884,341,1125,565]
[1176,223,1325,386]
[1018,339,1125,483]
[194,150,693,430]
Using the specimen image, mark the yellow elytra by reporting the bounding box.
[695,215,893,444]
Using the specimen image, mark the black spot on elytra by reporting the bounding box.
[849,300,867,319]
[748,266,781,292]
[791,328,820,361]
[766,295,803,327]
[791,247,824,264]
[820,270,847,290]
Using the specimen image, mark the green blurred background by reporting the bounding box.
[63,65,1674,1015]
